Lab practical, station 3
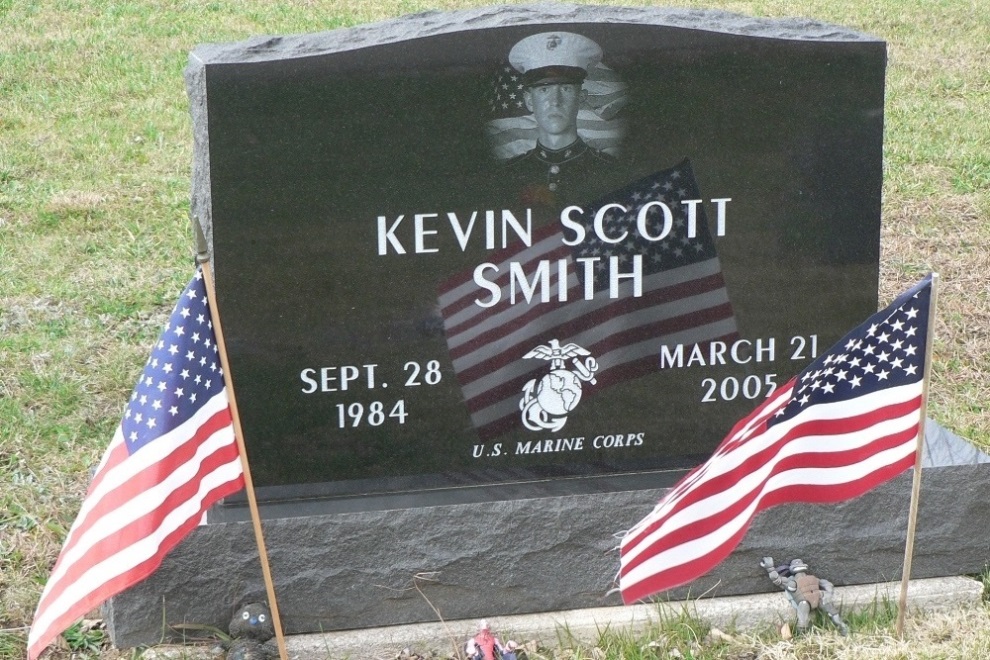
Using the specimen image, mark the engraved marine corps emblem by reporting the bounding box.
[519,339,599,432]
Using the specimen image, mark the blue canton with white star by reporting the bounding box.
[487,63,528,119]
[770,275,932,426]
[573,159,718,291]
[121,269,223,454]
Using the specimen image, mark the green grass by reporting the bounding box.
[0,633,27,660]
[1,1,988,658]
[492,593,983,659]
[593,608,717,659]
[61,622,105,655]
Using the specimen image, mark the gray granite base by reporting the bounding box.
[105,419,990,648]
[136,576,986,659]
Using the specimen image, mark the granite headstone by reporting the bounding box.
[193,3,884,511]
[104,5,988,648]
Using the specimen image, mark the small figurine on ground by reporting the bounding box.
[464,638,483,660]
[760,556,849,636]
[467,619,506,660]
[501,640,522,660]
[225,602,278,660]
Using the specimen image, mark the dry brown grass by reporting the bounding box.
[880,179,990,442]
[741,606,990,659]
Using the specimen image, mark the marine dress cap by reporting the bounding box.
[509,32,603,86]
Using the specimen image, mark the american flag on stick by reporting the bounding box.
[618,274,935,604]
[438,160,737,439]
[28,268,245,659]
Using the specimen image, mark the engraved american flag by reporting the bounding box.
[439,160,738,439]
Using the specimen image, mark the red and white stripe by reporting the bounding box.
[618,379,923,604]
[439,225,736,439]
[27,390,243,659]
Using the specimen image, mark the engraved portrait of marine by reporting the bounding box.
[486,31,629,210]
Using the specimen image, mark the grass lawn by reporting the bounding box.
[1,0,988,658]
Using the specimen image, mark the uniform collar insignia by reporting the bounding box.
[534,139,588,164]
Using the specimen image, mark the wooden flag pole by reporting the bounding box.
[895,272,939,638]
[198,247,290,660]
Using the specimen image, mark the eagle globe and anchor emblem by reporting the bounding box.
[519,339,600,432]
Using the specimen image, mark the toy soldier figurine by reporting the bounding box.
[760,557,850,636]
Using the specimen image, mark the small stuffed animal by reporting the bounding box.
[226,602,278,660]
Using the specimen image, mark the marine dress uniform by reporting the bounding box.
[506,137,618,209]
[503,32,623,211]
